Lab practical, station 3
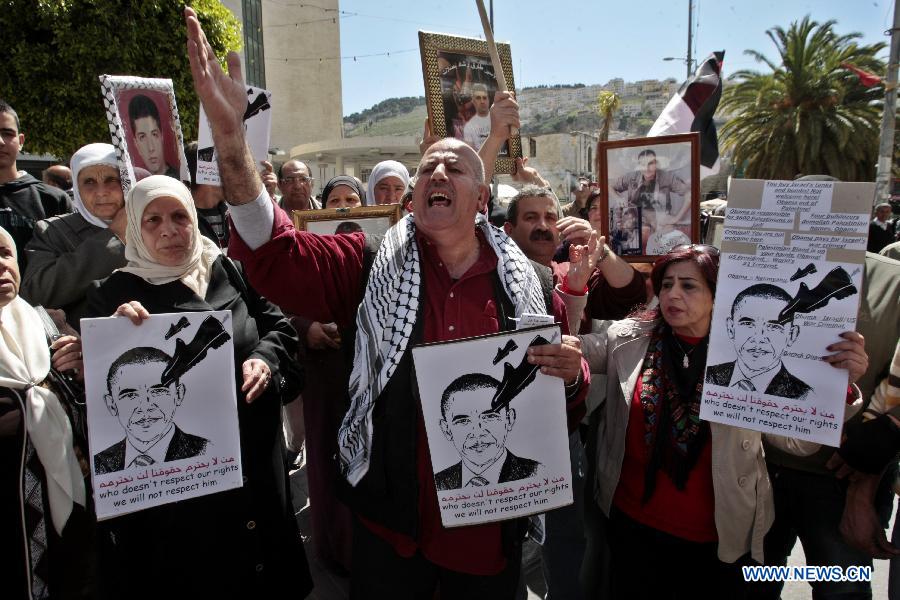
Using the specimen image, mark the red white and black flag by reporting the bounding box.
[649,51,725,177]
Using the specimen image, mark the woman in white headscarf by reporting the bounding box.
[0,225,95,599]
[21,143,128,330]
[366,159,410,206]
[84,175,311,599]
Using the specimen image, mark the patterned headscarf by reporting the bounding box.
[338,213,547,485]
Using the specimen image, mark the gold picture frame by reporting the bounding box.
[418,31,522,174]
[292,204,403,237]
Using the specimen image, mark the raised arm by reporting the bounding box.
[185,7,261,207]
[478,91,520,183]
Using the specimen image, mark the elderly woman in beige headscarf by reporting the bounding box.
[84,175,312,599]
[0,225,94,598]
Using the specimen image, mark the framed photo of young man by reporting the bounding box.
[292,204,402,237]
[598,133,700,261]
[418,31,522,174]
[99,75,190,193]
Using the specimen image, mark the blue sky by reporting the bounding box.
[332,0,893,116]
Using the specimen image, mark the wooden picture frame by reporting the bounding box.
[597,133,701,262]
[292,204,403,237]
[418,30,522,174]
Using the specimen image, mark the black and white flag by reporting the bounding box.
[649,51,724,177]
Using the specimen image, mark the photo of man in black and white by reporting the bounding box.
[434,372,542,491]
[94,346,210,474]
[705,284,812,399]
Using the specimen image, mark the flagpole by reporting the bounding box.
[475,0,518,139]
[875,0,900,207]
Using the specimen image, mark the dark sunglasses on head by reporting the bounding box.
[672,243,720,256]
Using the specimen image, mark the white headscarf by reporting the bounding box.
[365,160,410,206]
[71,143,120,229]
[119,175,221,298]
[0,226,86,534]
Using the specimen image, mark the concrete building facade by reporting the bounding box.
[515,131,599,202]
[222,0,344,155]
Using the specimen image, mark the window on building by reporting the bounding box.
[242,0,266,88]
[587,147,593,173]
[361,168,372,183]
[529,138,537,158]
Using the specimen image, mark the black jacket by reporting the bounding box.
[0,173,71,266]
[85,256,311,600]
[1,385,96,600]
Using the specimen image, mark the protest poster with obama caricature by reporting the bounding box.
[700,179,874,446]
[413,326,573,527]
[82,311,242,520]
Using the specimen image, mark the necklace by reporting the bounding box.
[673,336,699,368]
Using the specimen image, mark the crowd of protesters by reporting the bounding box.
[2,8,900,600]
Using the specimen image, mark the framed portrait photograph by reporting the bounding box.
[418,31,522,174]
[99,75,190,193]
[598,133,701,262]
[292,204,402,237]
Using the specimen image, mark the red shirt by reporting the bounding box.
[611,335,717,543]
[230,210,588,574]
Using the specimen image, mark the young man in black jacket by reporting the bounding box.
[0,100,71,265]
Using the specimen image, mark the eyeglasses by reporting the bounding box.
[672,243,720,256]
[281,176,314,185]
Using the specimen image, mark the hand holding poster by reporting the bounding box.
[82,311,242,520]
[700,179,872,446]
[412,326,573,527]
[196,85,273,186]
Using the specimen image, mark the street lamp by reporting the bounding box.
[663,56,698,78]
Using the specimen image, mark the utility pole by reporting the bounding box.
[875,0,900,207]
[686,0,694,79]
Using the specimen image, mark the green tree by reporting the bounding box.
[0,0,241,158]
[596,90,621,141]
[720,16,885,180]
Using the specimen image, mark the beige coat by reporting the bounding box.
[578,318,832,563]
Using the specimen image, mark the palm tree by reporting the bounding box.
[720,17,885,181]
[597,91,621,141]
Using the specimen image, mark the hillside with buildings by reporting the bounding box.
[340,77,686,201]
[342,77,681,140]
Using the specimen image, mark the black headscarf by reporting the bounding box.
[321,175,365,208]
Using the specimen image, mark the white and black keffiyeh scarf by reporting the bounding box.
[339,212,546,485]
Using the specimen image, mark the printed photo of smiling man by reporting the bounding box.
[94,346,210,474]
